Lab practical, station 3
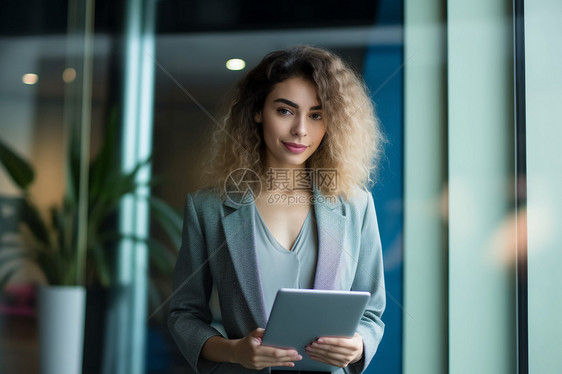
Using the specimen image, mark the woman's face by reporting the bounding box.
[256,76,327,170]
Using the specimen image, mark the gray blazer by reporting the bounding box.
[168,188,385,374]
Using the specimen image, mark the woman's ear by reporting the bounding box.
[254,111,262,124]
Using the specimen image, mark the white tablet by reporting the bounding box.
[262,288,370,372]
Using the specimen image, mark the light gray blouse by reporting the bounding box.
[254,205,318,318]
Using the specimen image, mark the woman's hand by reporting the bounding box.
[232,328,302,370]
[305,332,364,368]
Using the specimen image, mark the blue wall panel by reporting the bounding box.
[363,45,404,374]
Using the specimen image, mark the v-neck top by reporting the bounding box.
[254,205,318,317]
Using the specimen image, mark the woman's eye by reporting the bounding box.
[310,113,323,120]
[277,108,292,115]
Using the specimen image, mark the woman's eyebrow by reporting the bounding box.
[273,98,322,110]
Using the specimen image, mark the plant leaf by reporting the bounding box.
[0,267,19,290]
[89,108,119,198]
[149,196,182,250]
[35,248,59,285]
[0,250,34,266]
[90,243,111,287]
[65,123,81,206]
[88,158,152,226]
[0,138,35,190]
[106,233,175,276]
[21,199,51,247]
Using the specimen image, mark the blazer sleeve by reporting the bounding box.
[346,192,386,374]
[167,193,223,373]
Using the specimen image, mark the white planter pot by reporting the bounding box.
[38,285,86,374]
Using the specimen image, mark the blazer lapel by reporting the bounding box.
[313,190,346,290]
[221,198,267,327]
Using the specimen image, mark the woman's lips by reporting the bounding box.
[283,142,308,154]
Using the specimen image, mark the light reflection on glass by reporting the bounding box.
[22,73,39,85]
[63,68,77,83]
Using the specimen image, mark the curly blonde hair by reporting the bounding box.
[207,45,384,200]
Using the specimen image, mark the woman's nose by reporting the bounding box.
[291,116,308,137]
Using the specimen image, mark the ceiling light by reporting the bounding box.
[63,68,77,83]
[226,58,246,71]
[22,73,39,85]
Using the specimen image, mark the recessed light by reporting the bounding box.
[226,58,246,71]
[22,73,39,85]
[63,68,77,83]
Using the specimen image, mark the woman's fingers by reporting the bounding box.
[259,346,300,359]
[256,346,302,365]
[252,329,302,361]
[306,345,354,367]
[248,346,302,369]
[308,337,356,354]
[234,328,302,369]
[305,333,364,368]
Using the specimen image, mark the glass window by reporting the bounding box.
[150,1,404,373]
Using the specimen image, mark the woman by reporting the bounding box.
[168,45,386,374]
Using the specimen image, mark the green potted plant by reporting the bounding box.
[0,120,181,287]
[0,117,182,373]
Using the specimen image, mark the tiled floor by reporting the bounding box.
[0,311,188,374]
[0,314,40,373]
